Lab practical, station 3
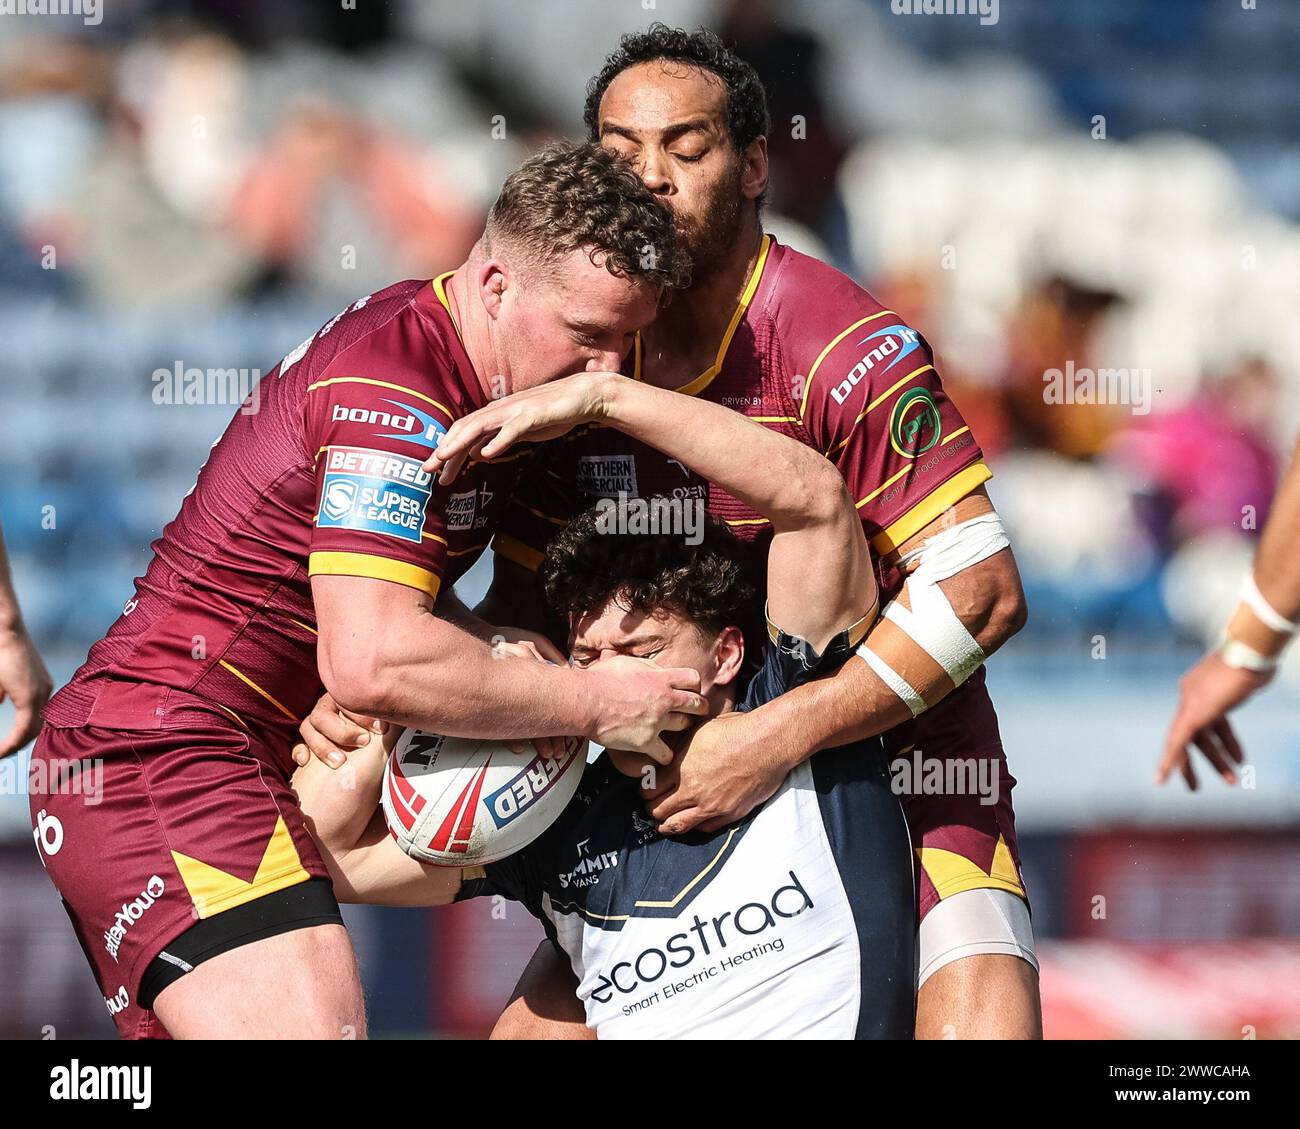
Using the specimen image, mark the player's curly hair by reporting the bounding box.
[487,140,689,292]
[540,504,765,659]
[583,23,771,154]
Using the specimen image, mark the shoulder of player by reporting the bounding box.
[535,755,622,839]
[290,280,421,369]
[303,281,469,431]
[765,245,885,338]
[763,247,907,380]
[323,281,456,376]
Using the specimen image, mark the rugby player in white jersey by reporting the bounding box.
[293,372,916,1038]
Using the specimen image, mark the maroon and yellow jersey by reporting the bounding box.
[46,275,525,752]
[495,235,989,581]
[492,236,1025,919]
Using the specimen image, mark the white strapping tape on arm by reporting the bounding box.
[1241,573,1298,635]
[896,511,1011,584]
[882,595,985,687]
[859,647,927,717]
[856,511,1011,708]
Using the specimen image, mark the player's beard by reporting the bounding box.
[674,160,746,286]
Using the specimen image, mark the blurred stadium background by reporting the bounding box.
[2,0,1299,1039]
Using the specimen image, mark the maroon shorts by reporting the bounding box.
[882,671,1028,922]
[29,713,328,1039]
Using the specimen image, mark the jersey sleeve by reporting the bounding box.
[457,852,531,907]
[741,623,861,711]
[455,827,554,927]
[491,436,587,573]
[797,312,990,555]
[456,852,568,959]
[302,367,459,602]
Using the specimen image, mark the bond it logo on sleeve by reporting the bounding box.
[830,323,922,406]
[316,446,432,542]
[576,454,638,498]
[331,399,448,449]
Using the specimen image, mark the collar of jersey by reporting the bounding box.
[633,233,773,398]
[431,271,461,342]
[429,269,500,417]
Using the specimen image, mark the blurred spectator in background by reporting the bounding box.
[1115,357,1280,552]
[77,29,259,311]
[720,0,852,267]
[1001,275,1125,459]
[0,35,108,299]
[0,23,486,311]
[228,96,481,304]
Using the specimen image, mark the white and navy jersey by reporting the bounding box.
[459,630,916,1039]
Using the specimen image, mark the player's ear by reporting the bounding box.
[712,625,746,687]
[741,136,768,204]
[478,259,509,320]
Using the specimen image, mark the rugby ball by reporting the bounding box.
[382,730,586,866]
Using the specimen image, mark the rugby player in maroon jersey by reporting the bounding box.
[299,27,1040,1038]
[28,142,705,1040]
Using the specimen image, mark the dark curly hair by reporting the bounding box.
[540,504,765,663]
[487,140,689,292]
[584,24,771,155]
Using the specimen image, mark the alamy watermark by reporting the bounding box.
[6,755,103,805]
[891,747,1000,805]
[594,492,705,546]
[1043,361,1152,416]
[890,0,999,27]
[152,362,261,414]
[0,0,102,26]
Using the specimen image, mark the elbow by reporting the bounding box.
[787,460,857,530]
[998,589,1030,643]
[948,550,1028,656]
[984,578,1029,652]
[318,645,400,720]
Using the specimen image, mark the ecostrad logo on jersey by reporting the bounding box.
[589,870,813,1003]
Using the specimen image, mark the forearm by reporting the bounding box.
[0,523,53,757]
[321,809,462,907]
[1220,441,1300,668]
[321,607,592,739]
[600,375,848,532]
[1254,440,1300,621]
[315,571,699,760]
[0,528,24,632]
[756,652,914,761]
[934,548,1028,659]
[437,588,499,643]
[745,548,1026,759]
[293,728,393,849]
[291,712,469,907]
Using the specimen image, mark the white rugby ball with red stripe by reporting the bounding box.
[382,730,586,866]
